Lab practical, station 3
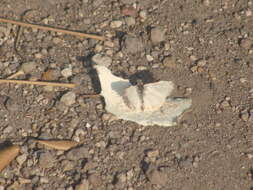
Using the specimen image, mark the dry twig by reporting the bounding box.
[0,17,105,41]
[0,79,76,88]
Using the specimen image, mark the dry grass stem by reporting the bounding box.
[0,17,105,41]
[35,139,79,151]
[0,79,76,88]
[0,145,20,172]
[7,70,25,79]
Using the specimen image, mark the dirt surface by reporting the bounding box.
[0,0,253,189]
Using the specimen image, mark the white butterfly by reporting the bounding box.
[94,65,191,127]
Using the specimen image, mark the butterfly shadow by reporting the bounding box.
[76,54,101,94]
[0,140,13,150]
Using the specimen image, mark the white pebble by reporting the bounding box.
[146,55,154,62]
[61,67,72,78]
[110,20,123,28]
[60,92,76,106]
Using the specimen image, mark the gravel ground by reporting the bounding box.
[0,0,253,189]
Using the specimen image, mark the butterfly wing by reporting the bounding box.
[143,81,174,111]
[123,85,142,111]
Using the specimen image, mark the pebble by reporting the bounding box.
[240,110,249,121]
[126,169,134,180]
[202,0,210,6]
[147,150,159,158]
[147,168,167,186]
[121,7,137,16]
[240,38,252,49]
[88,173,102,188]
[3,126,13,133]
[104,41,114,48]
[110,20,123,28]
[95,44,103,52]
[196,59,207,67]
[61,160,75,171]
[123,35,144,54]
[117,173,127,183]
[60,92,76,106]
[163,56,177,68]
[42,69,60,81]
[75,179,89,190]
[21,62,37,73]
[150,27,166,43]
[137,66,147,71]
[16,154,27,166]
[125,16,136,26]
[220,100,230,108]
[92,54,112,67]
[39,152,56,168]
[245,9,252,16]
[61,67,72,78]
[146,55,154,62]
[52,37,62,44]
[139,10,147,21]
[66,146,89,160]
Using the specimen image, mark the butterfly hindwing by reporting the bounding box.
[143,81,174,111]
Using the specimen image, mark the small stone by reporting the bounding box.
[61,160,75,171]
[202,0,210,6]
[21,62,37,73]
[246,153,253,159]
[240,38,253,49]
[3,126,13,133]
[104,41,114,48]
[92,54,112,67]
[150,27,166,43]
[53,37,62,44]
[164,42,171,50]
[147,150,159,158]
[126,169,134,180]
[42,69,60,81]
[95,141,107,148]
[163,56,177,68]
[240,77,247,83]
[196,59,206,67]
[110,20,123,28]
[147,168,167,186]
[240,110,249,121]
[106,49,114,56]
[75,179,89,190]
[123,35,144,54]
[39,152,55,168]
[117,173,127,183]
[185,87,192,95]
[137,66,147,71]
[146,55,154,62]
[61,67,72,78]
[190,55,198,61]
[121,6,137,16]
[40,177,49,183]
[16,154,27,166]
[125,17,136,26]
[60,92,76,106]
[88,173,102,188]
[95,44,103,52]
[190,65,198,72]
[139,10,147,21]
[245,9,252,16]
[66,146,89,160]
[34,53,43,59]
[220,100,230,108]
